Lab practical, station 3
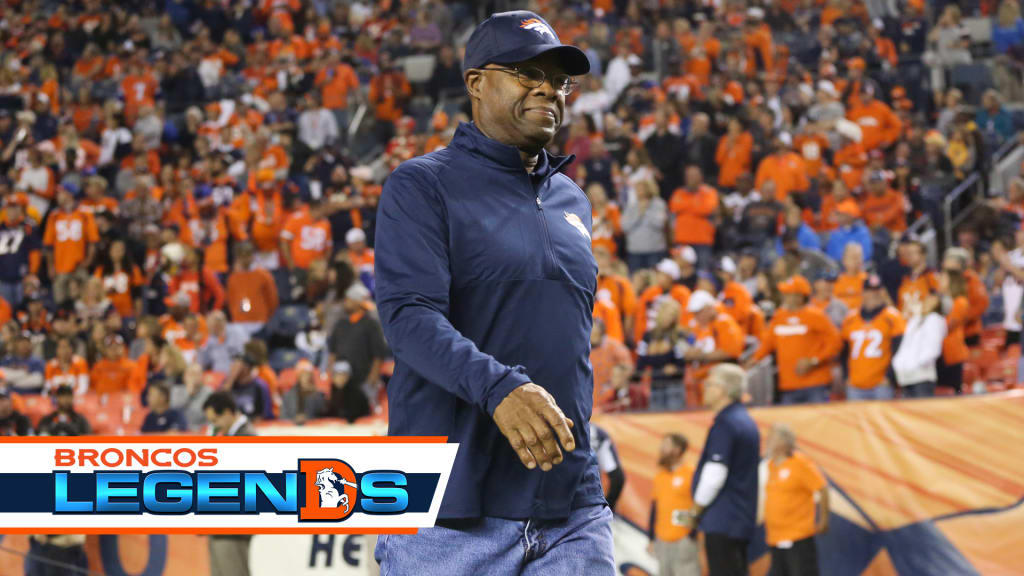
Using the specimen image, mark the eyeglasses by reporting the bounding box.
[484,65,579,95]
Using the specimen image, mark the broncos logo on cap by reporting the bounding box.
[520,18,556,40]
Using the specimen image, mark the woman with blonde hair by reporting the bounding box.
[938,269,970,394]
[994,0,1024,55]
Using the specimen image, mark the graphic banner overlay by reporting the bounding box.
[0,436,458,534]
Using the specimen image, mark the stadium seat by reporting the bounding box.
[265,304,311,342]
[269,348,309,373]
[22,395,53,427]
[277,367,298,392]
[203,371,226,389]
[950,63,994,105]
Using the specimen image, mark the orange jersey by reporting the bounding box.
[847,101,903,151]
[764,452,826,546]
[96,266,144,318]
[860,190,906,233]
[349,248,375,276]
[281,208,332,270]
[943,296,970,365]
[43,209,99,274]
[720,281,754,334]
[315,64,360,110]
[635,285,692,343]
[652,463,696,542]
[755,153,810,201]
[753,306,842,391]
[79,196,120,217]
[593,299,625,344]
[44,356,90,395]
[182,212,247,274]
[834,272,867,311]
[591,204,622,256]
[964,270,988,339]
[898,270,938,312]
[161,315,209,352]
[669,185,718,246]
[716,132,754,189]
[120,73,157,118]
[795,132,830,180]
[834,143,869,191]
[688,313,746,382]
[234,190,284,253]
[841,306,905,389]
[90,357,141,395]
[597,274,637,322]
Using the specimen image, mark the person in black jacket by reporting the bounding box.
[37,384,91,436]
[161,52,205,115]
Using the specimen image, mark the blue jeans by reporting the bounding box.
[0,280,22,309]
[902,381,936,398]
[780,385,830,405]
[375,504,614,576]
[650,381,686,412]
[847,384,893,401]
[626,251,666,273]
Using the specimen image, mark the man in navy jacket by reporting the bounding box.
[374,10,614,575]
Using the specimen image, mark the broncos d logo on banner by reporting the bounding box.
[520,18,556,40]
[299,459,360,521]
[315,467,359,514]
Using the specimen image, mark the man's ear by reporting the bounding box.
[464,69,483,101]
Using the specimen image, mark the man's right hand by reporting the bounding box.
[492,383,575,472]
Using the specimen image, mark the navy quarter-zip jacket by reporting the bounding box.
[375,122,605,519]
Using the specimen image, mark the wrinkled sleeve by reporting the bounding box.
[375,163,532,415]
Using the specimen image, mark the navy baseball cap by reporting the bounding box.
[463,11,590,75]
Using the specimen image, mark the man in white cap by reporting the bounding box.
[326,281,388,419]
[682,290,745,378]
[674,246,699,291]
[344,227,375,285]
[634,258,692,347]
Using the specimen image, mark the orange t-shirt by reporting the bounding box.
[315,64,360,110]
[841,306,905,389]
[591,204,622,256]
[898,270,938,312]
[764,452,826,546]
[964,270,988,339]
[281,208,332,270]
[669,185,718,246]
[753,306,842,391]
[688,313,746,381]
[44,356,90,395]
[720,281,754,335]
[635,285,692,344]
[833,143,868,192]
[716,132,754,189]
[43,209,100,274]
[755,153,810,201]
[597,274,637,323]
[943,296,970,365]
[593,299,625,344]
[847,101,903,151]
[96,266,144,318]
[860,190,906,233]
[652,463,696,542]
[120,73,157,120]
[834,272,867,311]
[90,357,141,395]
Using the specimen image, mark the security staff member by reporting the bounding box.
[680,363,760,576]
[375,11,613,575]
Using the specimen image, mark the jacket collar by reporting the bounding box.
[450,122,574,181]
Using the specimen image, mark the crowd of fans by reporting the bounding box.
[0,0,1022,443]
